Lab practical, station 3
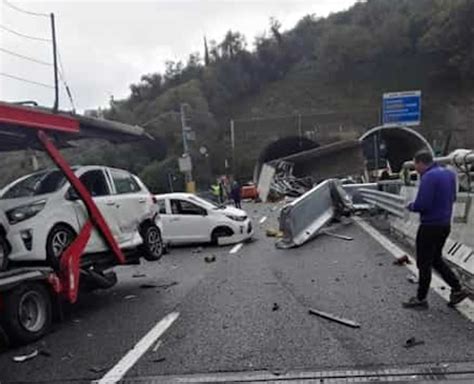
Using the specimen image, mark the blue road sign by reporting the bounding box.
[382,90,421,126]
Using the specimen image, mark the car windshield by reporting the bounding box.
[188,195,221,209]
[1,170,67,199]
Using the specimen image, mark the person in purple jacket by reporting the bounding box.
[404,150,468,309]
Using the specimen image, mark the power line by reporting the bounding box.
[3,0,49,17]
[0,24,51,42]
[0,47,53,66]
[0,72,54,89]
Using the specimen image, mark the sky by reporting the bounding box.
[0,0,357,112]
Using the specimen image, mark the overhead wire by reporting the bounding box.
[0,47,53,66]
[0,72,54,89]
[3,0,49,17]
[0,24,51,42]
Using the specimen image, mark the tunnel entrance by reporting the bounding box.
[255,136,319,179]
[360,125,433,173]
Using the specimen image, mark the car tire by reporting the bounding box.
[0,282,52,346]
[46,224,76,270]
[141,224,163,261]
[0,236,9,271]
[211,226,233,245]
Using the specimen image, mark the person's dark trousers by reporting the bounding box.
[416,224,461,300]
[234,200,241,209]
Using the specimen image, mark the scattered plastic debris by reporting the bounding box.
[404,337,425,348]
[132,272,147,278]
[204,255,216,263]
[61,352,73,361]
[124,295,137,300]
[272,303,280,311]
[308,308,360,328]
[393,255,412,266]
[13,350,39,363]
[192,247,203,254]
[259,216,268,224]
[39,349,52,357]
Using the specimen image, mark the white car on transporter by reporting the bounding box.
[155,193,253,245]
[0,166,164,270]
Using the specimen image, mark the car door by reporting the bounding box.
[71,168,123,253]
[155,198,171,241]
[108,169,146,245]
[166,199,210,243]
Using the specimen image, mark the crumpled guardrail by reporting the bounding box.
[276,179,352,249]
[358,188,407,219]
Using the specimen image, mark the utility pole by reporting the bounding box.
[50,13,59,112]
[230,119,235,172]
[180,103,194,192]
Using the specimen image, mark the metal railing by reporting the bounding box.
[358,188,407,218]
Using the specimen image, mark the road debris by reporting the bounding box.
[61,352,73,361]
[272,303,280,311]
[266,228,283,238]
[156,281,179,290]
[192,247,203,254]
[140,283,158,289]
[89,365,108,373]
[320,229,353,241]
[13,350,39,363]
[132,272,147,278]
[407,275,418,284]
[259,216,268,224]
[152,340,162,352]
[404,337,425,348]
[204,255,216,263]
[393,255,412,266]
[124,295,138,300]
[39,349,52,357]
[152,357,166,363]
[308,308,361,328]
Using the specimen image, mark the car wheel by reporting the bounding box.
[46,224,76,269]
[211,226,233,245]
[0,236,9,271]
[141,224,163,261]
[0,282,52,346]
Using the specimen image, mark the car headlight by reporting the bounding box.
[6,200,46,224]
[225,214,247,222]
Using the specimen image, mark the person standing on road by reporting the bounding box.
[403,150,468,309]
[230,179,242,209]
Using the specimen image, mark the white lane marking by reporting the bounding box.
[354,217,474,322]
[229,243,243,254]
[96,312,179,384]
[259,216,267,224]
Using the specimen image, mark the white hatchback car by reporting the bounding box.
[0,166,163,270]
[155,193,253,245]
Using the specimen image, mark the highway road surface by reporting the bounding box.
[0,203,473,383]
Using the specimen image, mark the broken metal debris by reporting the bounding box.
[259,216,268,224]
[192,247,203,254]
[404,337,425,348]
[204,255,216,263]
[132,272,147,278]
[272,303,280,311]
[152,340,162,353]
[124,295,138,300]
[320,229,353,241]
[308,308,361,328]
[393,255,412,266]
[13,350,39,363]
[152,357,166,363]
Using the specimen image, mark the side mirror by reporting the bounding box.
[66,188,80,201]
